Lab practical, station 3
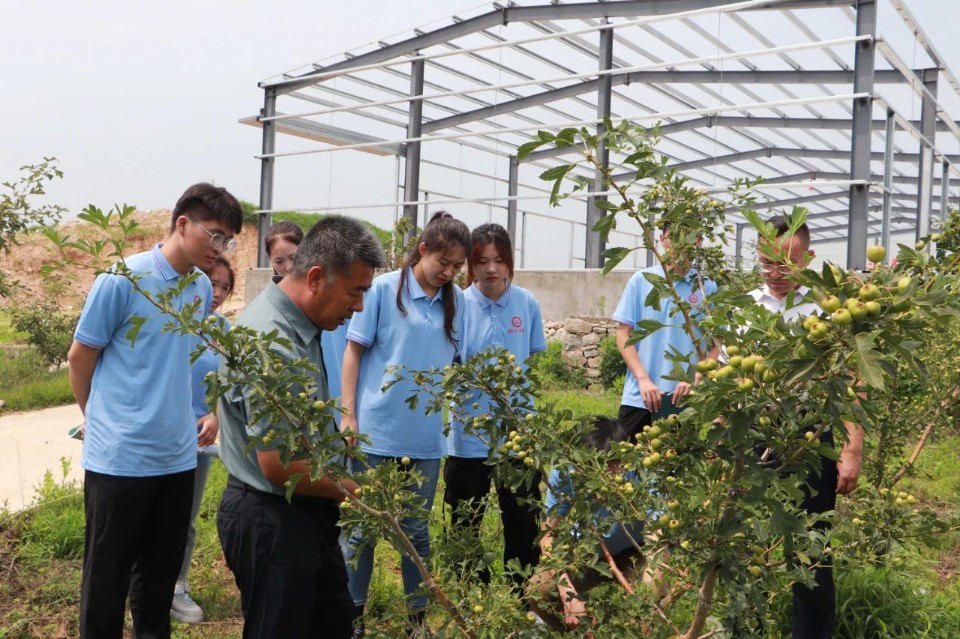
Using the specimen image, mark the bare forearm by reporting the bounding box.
[257,450,357,499]
[67,340,99,414]
[616,323,651,382]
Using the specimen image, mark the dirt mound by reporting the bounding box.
[0,210,260,312]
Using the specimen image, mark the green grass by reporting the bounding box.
[2,391,960,638]
[0,349,75,412]
[0,309,26,344]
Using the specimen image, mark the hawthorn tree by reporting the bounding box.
[40,124,960,637]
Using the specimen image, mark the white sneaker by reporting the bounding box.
[171,587,204,624]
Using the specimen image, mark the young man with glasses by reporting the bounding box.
[68,182,243,638]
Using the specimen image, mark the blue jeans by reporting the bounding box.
[342,454,440,611]
[178,454,213,584]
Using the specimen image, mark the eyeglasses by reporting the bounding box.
[759,263,795,276]
[187,216,237,253]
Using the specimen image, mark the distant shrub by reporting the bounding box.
[8,300,78,368]
[597,334,626,389]
[530,340,587,389]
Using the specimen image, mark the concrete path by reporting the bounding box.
[0,404,84,511]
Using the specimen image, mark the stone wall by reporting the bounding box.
[544,316,618,379]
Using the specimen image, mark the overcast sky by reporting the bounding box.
[3,0,959,265]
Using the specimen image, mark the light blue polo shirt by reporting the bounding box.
[447,283,547,458]
[74,244,211,477]
[321,323,348,425]
[347,268,464,459]
[191,313,230,421]
[545,467,645,555]
[612,265,716,410]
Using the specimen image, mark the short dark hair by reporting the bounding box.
[170,183,244,234]
[768,214,810,249]
[290,215,386,280]
[265,221,304,255]
[582,416,633,452]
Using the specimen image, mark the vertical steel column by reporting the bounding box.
[586,24,613,269]
[257,88,277,269]
[403,58,425,243]
[880,109,895,261]
[734,224,744,268]
[507,155,519,246]
[846,0,877,270]
[645,212,656,268]
[942,161,951,225]
[916,67,939,241]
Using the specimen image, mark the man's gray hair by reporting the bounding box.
[290,215,387,280]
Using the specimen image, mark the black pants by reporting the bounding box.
[80,469,195,639]
[618,405,653,438]
[792,432,838,639]
[443,456,541,586]
[217,477,355,639]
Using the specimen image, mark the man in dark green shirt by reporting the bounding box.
[217,216,386,639]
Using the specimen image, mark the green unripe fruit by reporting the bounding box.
[738,379,755,392]
[916,240,926,250]
[808,322,829,339]
[865,300,881,315]
[897,276,912,292]
[740,356,758,373]
[759,415,772,427]
[931,233,942,242]
[820,295,841,313]
[729,355,743,369]
[748,565,763,578]
[726,345,741,356]
[715,365,735,380]
[697,358,718,373]
[848,301,868,321]
[831,308,853,326]
[866,245,886,263]
[859,284,880,301]
[401,456,412,465]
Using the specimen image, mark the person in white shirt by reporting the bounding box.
[752,215,863,639]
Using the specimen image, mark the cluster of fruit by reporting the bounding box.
[498,420,538,467]
[699,345,770,392]
[637,415,680,469]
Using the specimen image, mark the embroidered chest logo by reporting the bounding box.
[508,315,525,334]
[688,293,699,305]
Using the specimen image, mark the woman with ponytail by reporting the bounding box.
[340,211,470,635]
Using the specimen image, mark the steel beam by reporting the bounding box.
[403,59,426,243]
[425,72,914,135]
[586,25,613,269]
[257,88,277,269]
[735,224,745,268]
[507,155,519,247]
[916,67,939,241]
[942,160,952,225]
[881,109,894,261]
[847,0,876,270]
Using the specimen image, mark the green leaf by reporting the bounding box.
[853,333,886,391]
[539,164,575,181]
[125,316,148,347]
[601,247,631,275]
